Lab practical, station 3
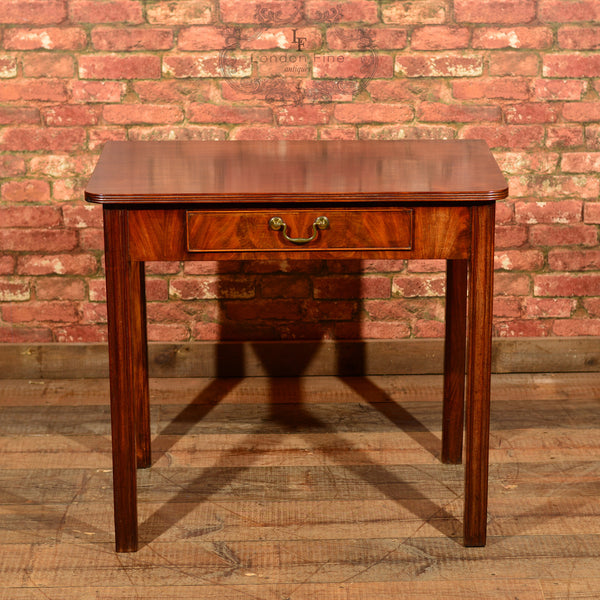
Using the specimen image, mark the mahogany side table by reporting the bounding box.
[85,140,508,552]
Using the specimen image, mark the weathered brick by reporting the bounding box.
[0,256,16,275]
[314,275,391,299]
[134,80,214,103]
[546,126,584,150]
[382,1,448,24]
[36,278,86,301]
[319,127,357,140]
[495,151,559,174]
[461,125,544,150]
[0,229,78,252]
[418,102,500,122]
[327,28,407,50]
[305,1,379,23]
[494,249,545,271]
[552,319,600,336]
[0,327,52,343]
[530,224,598,247]
[335,321,411,339]
[4,27,87,50]
[42,105,100,127]
[170,276,256,300]
[0,55,18,78]
[558,26,600,49]
[472,27,553,49]
[334,103,413,123]
[62,204,103,228]
[493,296,522,318]
[543,55,600,78]
[0,206,60,228]
[146,0,215,25]
[515,200,582,224]
[495,320,551,337]
[68,1,143,23]
[494,225,528,248]
[103,104,183,124]
[563,102,600,123]
[522,297,576,319]
[146,324,189,342]
[29,154,97,178]
[92,27,173,51]
[128,126,227,141]
[79,55,161,79]
[562,152,600,172]
[453,78,530,100]
[225,299,304,321]
[17,254,98,276]
[187,103,272,124]
[313,53,393,79]
[178,27,232,51]
[395,53,483,77]
[0,80,67,102]
[22,53,75,78]
[548,249,600,271]
[163,53,251,78]
[584,202,600,223]
[493,273,532,296]
[1,180,51,203]
[0,279,30,302]
[392,273,445,297]
[220,0,303,24]
[508,174,599,198]
[275,105,331,125]
[0,127,86,153]
[2,301,79,323]
[504,103,559,124]
[231,126,317,140]
[359,124,456,140]
[488,52,539,77]
[538,0,600,22]
[0,155,25,178]
[413,320,445,338]
[70,81,126,103]
[0,0,66,24]
[411,26,470,50]
[532,79,586,101]
[0,107,40,125]
[584,298,600,317]
[455,0,535,23]
[55,325,108,343]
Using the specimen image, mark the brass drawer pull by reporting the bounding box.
[268,215,329,245]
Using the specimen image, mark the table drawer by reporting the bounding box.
[186,209,413,253]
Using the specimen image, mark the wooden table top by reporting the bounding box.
[85,140,508,205]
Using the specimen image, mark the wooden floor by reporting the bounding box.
[0,373,599,599]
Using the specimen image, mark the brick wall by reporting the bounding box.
[1,0,599,344]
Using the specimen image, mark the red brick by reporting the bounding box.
[31,152,96,177]
[411,26,470,50]
[538,0,600,22]
[0,127,85,153]
[548,249,600,271]
[546,126,584,150]
[515,200,582,224]
[127,126,226,141]
[314,275,391,299]
[563,102,600,122]
[36,278,86,301]
[70,81,126,103]
[0,80,67,102]
[306,0,378,22]
[562,152,600,172]
[241,27,323,51]
[455,0,535,23]
[0,107,40,125]
[92,27,173,51]
[79,55,161,79]
[313,53,393,79]
[359,124,456,140]
[493,296,522,318]
[0,155,25,178]
[472,27,553,49]
[395,53,482,77]
[220,0,303,23]
[23,53,75,78]
[509,174,599,198]
[489,52,539,77]
[187,103,272,124]
[584,298,600,317]
[495,320,551,337]
[0,256,15,275]
[532,79,585,101]
[231,126,317,140]
[163,53,251,78]
[382,1,448,24]
[522,298,576,319]
[1,180,50,203]
[146,324,189,342]
[42,105,100,126]
[275,105,331,125]
[103,104,183,124]
[55,325,108,343]
[406,259,446,272]
[534,273,600,296]
[178,26,231,51]
[414,320,445,338]
[62,204,103,228]
[460,126,544,150]
[0,229,78,252]
[584,203,600,223]
[543,55,600,78]
[0,279,30,302]
[17,254,98,276]
[0,55,18,78]
[170,276,256,300]
[495,201,514,224]
[369,80,444,102]
[68,1,143,23]
[2,301,79,323]
[364,299,411,320]
[134,80,214,103]
[225,299,303,321]
[495,151,559,174]
[587,125,600,150]
[553,319,600,336]
[335,321,411,339]
[4,27,87,50]
[319,127,356,140]
[494,250,545,271]
[558,26,600,49]
[494,273,531,296]
[0,327,52,343]
[334,103,413,123]
[0,206,60,228]
[306,300,357,321]
[327,27,407,50]
[418,102,500,122]
[494,225,528,248]
[530,224,597,247]
[392,273,445,297]
[453,78,530,100]
[146,0,215,25]
[0,0,66,24]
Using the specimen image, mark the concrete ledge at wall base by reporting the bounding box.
[1,338,599,379]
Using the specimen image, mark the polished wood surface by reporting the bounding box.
[86,140,507,552]
[85,140,508,204]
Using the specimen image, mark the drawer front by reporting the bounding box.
[186,209,413,253]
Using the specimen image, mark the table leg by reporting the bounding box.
[442,259,467,464]
[104,208,140,552]
[464,203,495,547]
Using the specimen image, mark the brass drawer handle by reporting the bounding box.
[268,215,329,245]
